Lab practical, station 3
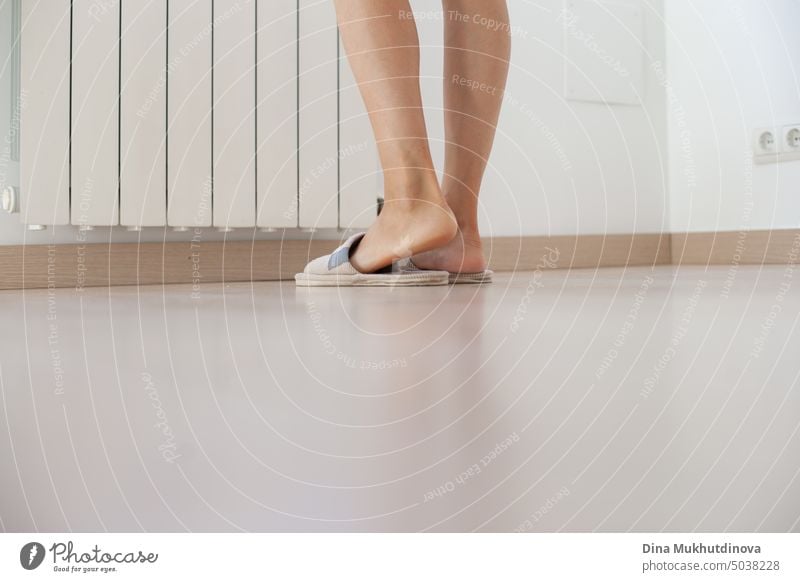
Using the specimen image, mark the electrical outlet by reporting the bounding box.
[753,125,800,163]
[754,128,778,156]
[782,125,800,152]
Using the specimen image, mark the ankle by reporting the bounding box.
[446,208,481,236]
[384,168,442,202]
[442,192,480,232]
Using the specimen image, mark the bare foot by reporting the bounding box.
[411,229,488,273]
[349,197,458,274]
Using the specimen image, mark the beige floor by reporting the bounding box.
[0,265,798,532]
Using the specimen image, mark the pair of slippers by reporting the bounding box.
[295,232,493,287]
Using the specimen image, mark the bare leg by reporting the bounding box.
[334,1,457,273]
[413,0,511,273]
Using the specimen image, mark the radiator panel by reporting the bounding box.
[120,0,167,227]
[256,0,298,229]
[71,0,121,226]
[298,0,338,229]
[213,0,256,228]
[19,0,71,225]
[167,0,212,228]
[17,1,363,231]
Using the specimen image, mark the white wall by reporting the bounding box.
[414,0,669,237]
[2,0,671,243]
[665,0,800,232]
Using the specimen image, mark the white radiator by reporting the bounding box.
[18,0,378,230]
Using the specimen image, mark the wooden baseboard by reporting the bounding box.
[485,233,671,271]
[671,229,800,266]
[0,230,795,291]
[0,239,341,291]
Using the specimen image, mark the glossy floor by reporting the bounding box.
[0,265,798,532]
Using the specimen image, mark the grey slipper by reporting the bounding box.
[405,258,494,285]
[295,233,450,287]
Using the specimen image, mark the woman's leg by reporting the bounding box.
[334,0,457,273]
[413,0,511,273]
